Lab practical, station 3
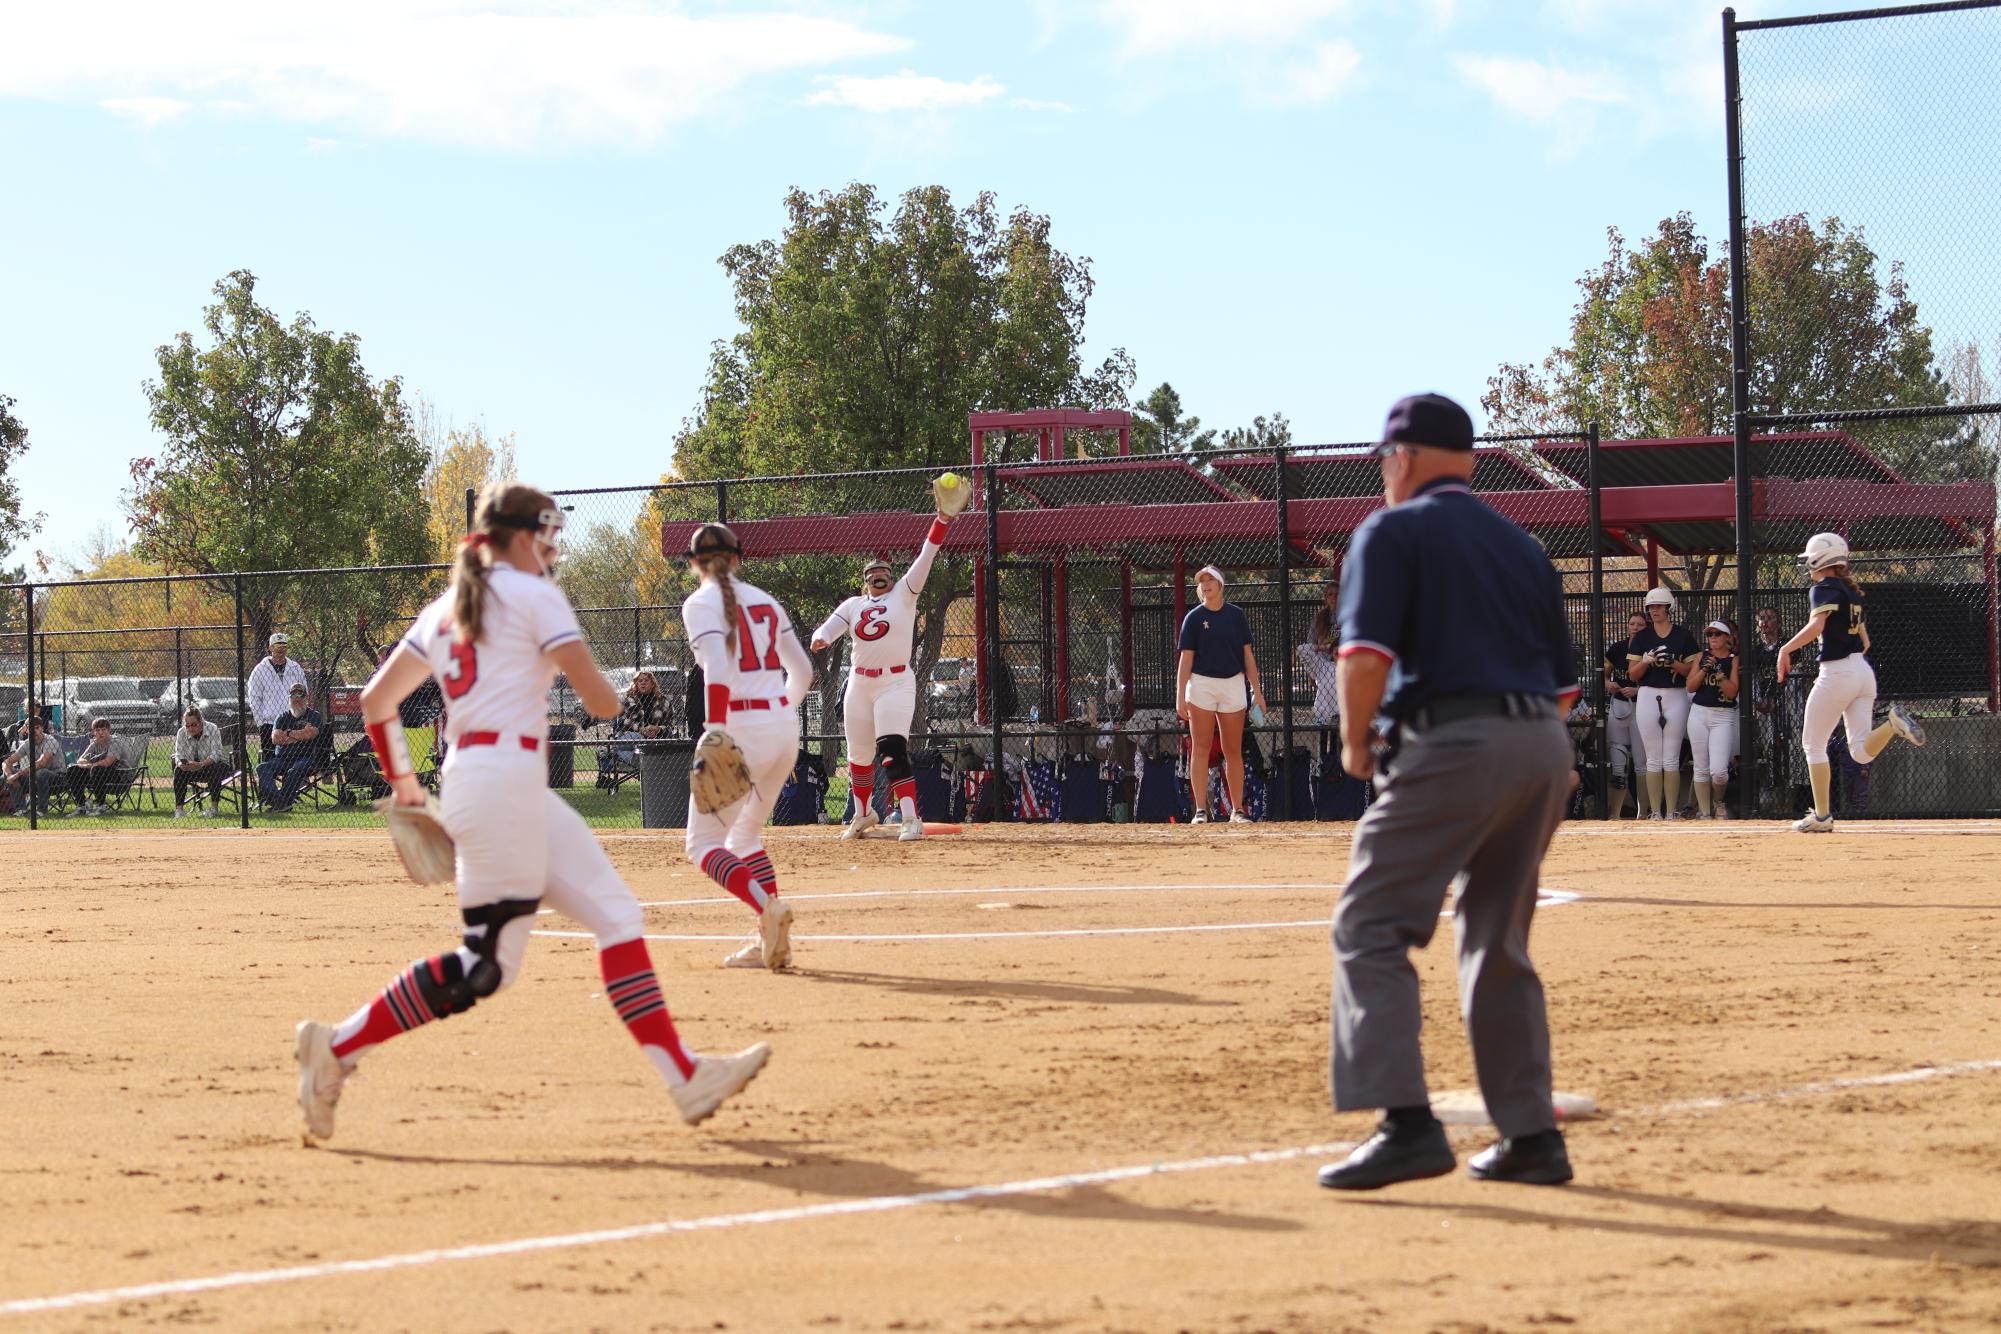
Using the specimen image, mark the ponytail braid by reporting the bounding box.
[699,553,740,653]
[1826,564,1865,602]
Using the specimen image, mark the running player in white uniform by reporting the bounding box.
[1776,532,1926,832]
[810,507,953,842]
[292,484,769,1140]
[683,523,815,969]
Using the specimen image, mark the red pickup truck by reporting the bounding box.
[322,680,365,731]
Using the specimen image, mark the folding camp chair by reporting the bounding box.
[101,734,161,813]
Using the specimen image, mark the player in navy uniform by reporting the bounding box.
[1685,619,1740,819]
[1601,610,1645,819]
[1776,533,1925,832]
[1625,588,1699,821]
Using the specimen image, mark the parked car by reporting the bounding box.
[927,657,975,717]
[318,678,364,731]
[50,677,161,735]
[157,677,247,734]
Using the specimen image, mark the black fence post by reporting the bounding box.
[633,605,642,670]
[985,460,1008,821]
[463,488,476,535]
[1586,422,1607,817]
[174,625,184,727]
[1723,5,1758,819]
[234,574,251,829]
[716,481,730,526]
[1275,445,1294,819]
[24,582,34,831]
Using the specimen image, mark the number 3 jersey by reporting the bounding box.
[400,564,584,746]
[812,529,944,670]
[682,575,813,705]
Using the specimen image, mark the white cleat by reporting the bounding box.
[758,898,794,971]
[723,937,765,969]
[898,819,924,842]
[1889,705,1927,748]
[1793,811,1835,834]
[672,1044,772,1126]
[294,1020,348,1140]
[1189,810,1208,825]
[1229,810,1252,825]
[841,809,880,840]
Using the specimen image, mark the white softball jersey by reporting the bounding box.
[682,575,813,706]
[813,533,944,670]
[401,563,583,746]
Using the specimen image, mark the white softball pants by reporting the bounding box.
[1802,656,1879,765]
[439,744,645,989]
[844,670,917,766]
[1606,697,1634,783]
[685,715,800,863]
[1686,703,1738,785]
[1633,685,1690,774]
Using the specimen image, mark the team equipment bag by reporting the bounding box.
[375,796,456,885]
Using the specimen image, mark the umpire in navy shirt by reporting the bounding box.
[1317,392,1580,1192]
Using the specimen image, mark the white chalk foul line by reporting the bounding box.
[624,882,1344,910]
[536,891,1581,942]
[7,1052,2001,1319]
[0,1142,1358,1317]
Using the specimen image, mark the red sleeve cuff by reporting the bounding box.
[1336,642,1394,663]
[927,517,948,546]
[706,682,731,721]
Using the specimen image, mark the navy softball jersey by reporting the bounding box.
[1811,580,1867,661]
[1627,625,1698,689]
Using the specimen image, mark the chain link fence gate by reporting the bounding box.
[1727,1,2001,817]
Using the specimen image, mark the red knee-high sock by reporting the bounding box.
[890,777,916,808]
[850,763,874,810]
[330,954,453,1061]
[741,850,778,898]
[599,939,695,1080]
[701,848,770,911]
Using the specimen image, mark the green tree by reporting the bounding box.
[127,270,434,687]
[1485,214,1970,588]
[675,184,1135,736]
[1220,411,1292,451]
[1131,382,1215,454]
[420,415,518,560]
[0,393,43,581]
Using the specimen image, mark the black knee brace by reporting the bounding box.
[413,898,543,1015]
[876,734,912,785]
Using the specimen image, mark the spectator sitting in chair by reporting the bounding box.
[172,707,229,818]
[4,717,62,816]
[611,670,671,765]
[256,683,321,812]
[65,717,123,816]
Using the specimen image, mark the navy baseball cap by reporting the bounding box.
[1375,393,1474,454]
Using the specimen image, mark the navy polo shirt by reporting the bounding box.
[1178,601,1254,679]
[1336,478,1576,720]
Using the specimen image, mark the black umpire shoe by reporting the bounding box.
[1467,1129,1572,1185]
[1317,1119,1455,1191]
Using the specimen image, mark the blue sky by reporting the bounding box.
[0,0,1943,569]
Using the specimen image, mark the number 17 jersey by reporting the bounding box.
[683,575,799,701]
[399,564,584,746]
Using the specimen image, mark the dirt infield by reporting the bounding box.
[3,821,2000,1332]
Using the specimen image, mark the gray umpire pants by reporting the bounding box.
[1330,713,1572,1138]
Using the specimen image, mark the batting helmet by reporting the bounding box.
[862,557,893,581]
[1801,532,1850,572]
[1643,586,1676,610]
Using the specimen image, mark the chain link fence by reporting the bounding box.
[1726,2,2001,817]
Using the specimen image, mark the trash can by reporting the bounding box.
[640,740,695,828]
[547,724,576,788]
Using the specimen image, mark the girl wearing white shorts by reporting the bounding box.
[1626,586,1699,820]
[1174,565,1268,824]
[293,484,769,1141]
[1684,619,1740,819]
[1776,532,1926,832]
[683,523,816,967]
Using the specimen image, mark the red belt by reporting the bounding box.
[854,666,907,678]
[457,732,541,752]
[730,696,790,712]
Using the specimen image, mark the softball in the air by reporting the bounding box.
[939,472,960,489]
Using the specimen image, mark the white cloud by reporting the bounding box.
[98,96,192,128]
[1269,40,1361,105]
[1097,0,1353,57]
[0,1,912,151]
[1453,54,1629,124]
[806,71,1005,115]
[1010,97,1075,113]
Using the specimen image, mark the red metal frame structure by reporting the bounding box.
[661,426,2000,715]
